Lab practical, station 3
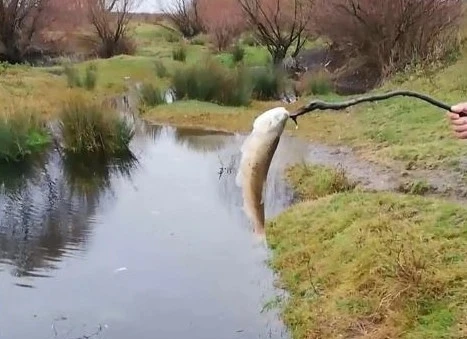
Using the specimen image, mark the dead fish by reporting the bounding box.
[236,107,290,235]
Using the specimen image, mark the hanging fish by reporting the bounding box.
[236,89,457,235]
[235,107,291,235]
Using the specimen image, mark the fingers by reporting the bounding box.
[451,103,467,114]
[446,106,467,139]
[454,130,467,139]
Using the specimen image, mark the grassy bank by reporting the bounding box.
[145,44,467,172]
[267,190,467,339]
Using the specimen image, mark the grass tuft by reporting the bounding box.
[172,44,187,62]
[171,58,252,106]
[63,63,98,90]
[250,65,286,100]
[231,44,245,63]
[59,94,134,155]
[0,106,50,162]
[139,82,166,108]
[286,163,356,200]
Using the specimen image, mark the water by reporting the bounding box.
[0,123,311,339]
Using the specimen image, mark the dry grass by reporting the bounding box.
[267,192,467,339]
[286,163,356,200]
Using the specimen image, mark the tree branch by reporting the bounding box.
[289,90,458,125]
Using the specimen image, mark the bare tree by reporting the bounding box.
[158,0,204,38]
[237,0,313,65]
[0,0,52,63]
[88,0,139,58]
[314,0,463,77]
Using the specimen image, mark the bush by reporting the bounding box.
[64,64,82,88]
[231,44,245,63]
[165,31,181,43]
[172,44,187,62]
[0,108,50,162]
[64,63,98,90]
[314,0,463,77]
[154,60,169,78]
[250,65,286,100]
[139,82,165,108]
[96,35,137,58]
[83,63,98,90]
[287,163,356,200]
[242,33,258,47]
[300,70,333,95]
[59,95,134,155]
[171,58,252,106]
[190,35,206,45]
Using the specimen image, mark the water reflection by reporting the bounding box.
[0,149,139,280]
[173,126,232,153]
[0,123,308,339]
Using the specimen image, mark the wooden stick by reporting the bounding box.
[289,90,461,125]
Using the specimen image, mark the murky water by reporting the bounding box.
[0,123,311,339]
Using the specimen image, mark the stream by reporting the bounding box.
[0,121,313,339]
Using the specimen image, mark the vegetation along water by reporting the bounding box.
[1,0,467,338]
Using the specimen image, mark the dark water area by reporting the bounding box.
[0,123,310,339]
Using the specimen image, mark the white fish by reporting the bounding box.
[236,107,290,235]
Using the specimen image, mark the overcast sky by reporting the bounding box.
[135,0,174,13]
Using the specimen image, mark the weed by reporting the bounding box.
[0,107,50,162]
[172,44,187,62]
[302,70,333,95]
[231,44,245,63]
[83,63,98,90]
[59,94,134,155]
[171,58,252,106]
[286,163,356,200]
[64,64,82,88]
[139,82,165,108]
[249,65,286,100]
[63,63,98,90]
[154,60,169,78]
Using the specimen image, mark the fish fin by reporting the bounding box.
[260,181,267,204]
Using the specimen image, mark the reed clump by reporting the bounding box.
[0,106,50,163]
[59,95,134,155]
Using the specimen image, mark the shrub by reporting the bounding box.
[190,35,206,45]
[154,60,169,78]
[59,95,134,155]
[172,44,187,62]
[64,64,82,88]
[171,58,252,106]
[64,63,98,90]
[242,33,258,46]
[165,31,181,43]
[287,163,356,200]
[83,63,98,90]
[250,65,286,100]
[300,70,333,95]
[139,82,166,108]
[314,0,463,77]
[0,108,50,162]
[231,44,245,63]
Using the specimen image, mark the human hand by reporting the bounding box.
[447,103,467,139]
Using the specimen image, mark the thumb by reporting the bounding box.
[451,103,467,113]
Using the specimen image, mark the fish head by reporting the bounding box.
[253,107,290,135]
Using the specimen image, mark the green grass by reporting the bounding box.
[139,82,166,109]
[286,163,356,200]
[171,58,253,106]
[59,95,134,155]
[0,108,50,162]
[267,191,467,339]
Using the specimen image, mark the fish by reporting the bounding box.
[236,107,291,235]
